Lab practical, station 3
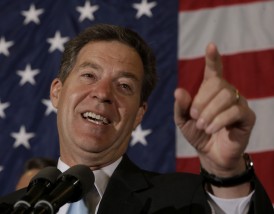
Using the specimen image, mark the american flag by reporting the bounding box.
[0,0,273,205]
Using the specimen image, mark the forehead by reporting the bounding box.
[77,40,143,68]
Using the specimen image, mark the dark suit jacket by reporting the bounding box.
[0,155,273,213]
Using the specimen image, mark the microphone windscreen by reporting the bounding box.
[12,166,61,213]
[28,167,61,190]
[58,164,95,196]
[33,164,95,213]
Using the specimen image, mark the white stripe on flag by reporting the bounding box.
[178,1,274,59]
[176,126,197,158]
[247,97,274,153]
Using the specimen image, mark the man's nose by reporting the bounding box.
[91,79,113,104]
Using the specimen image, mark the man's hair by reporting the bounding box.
[58,23,157,103]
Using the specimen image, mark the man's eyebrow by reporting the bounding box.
[77,62,141,82]
[118,71,141,82]
[78,61,100,70]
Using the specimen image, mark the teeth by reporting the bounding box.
[82,112,110,125]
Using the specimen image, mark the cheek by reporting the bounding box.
[57,89,80,127]
[57,85,83,110]
[133,107,145,128]
[121,102,143,126]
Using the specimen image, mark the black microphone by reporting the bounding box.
[0,202,13,214]
[33,164,94,214]
[12,166,61,214]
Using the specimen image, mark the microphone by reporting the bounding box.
[0,202,13,214]
[33,164,94,214]
[12,166,61,214]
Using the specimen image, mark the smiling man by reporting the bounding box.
[0,24,273,214]
[51,40,147,169]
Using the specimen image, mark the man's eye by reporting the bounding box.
[119,83,134,94]
[83,73,94,78]
[80,73,97,84]
[121,83,130,89]
[81,73,97,81]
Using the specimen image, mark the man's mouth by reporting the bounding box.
[82,112,111,125]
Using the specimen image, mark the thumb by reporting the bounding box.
[203,43,223,81]
[174,88,192,128]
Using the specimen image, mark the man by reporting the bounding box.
[0,24,273,213]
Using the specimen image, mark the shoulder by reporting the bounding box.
[152,172,202,186]
[138,172,209,213]
[149,172,204,196]
[119,155,203,188]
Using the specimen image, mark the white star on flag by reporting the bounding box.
[47,31,69,53]
[17,64,40,86]
[132,0,157,19]
[42,99,57,116]
[11,126,35,149]
[0,37,14,56]
[21,4,44,25]
[0,100,10,119]
[76,1,99,22]
[130,125,152,146]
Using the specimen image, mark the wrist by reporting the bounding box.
[200,153,254,187]
[205,181,253,198]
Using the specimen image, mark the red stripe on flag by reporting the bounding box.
[179,0,271,11]
[176,156,200,174]
[251,151,274,203]
[178,49,274,99]
[176,151,274,204]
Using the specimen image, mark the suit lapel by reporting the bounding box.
[98,155,152,214]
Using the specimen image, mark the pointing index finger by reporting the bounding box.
[204,43,223,81]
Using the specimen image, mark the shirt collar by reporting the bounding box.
[57,157,122,197]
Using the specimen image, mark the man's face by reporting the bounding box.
[50,41,146,168]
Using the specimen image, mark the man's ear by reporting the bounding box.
[50,78,63,108]
[133,102,147,129]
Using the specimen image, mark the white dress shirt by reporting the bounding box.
[57,157,122,214]
[208,191,253,214]
[55,157,253,214]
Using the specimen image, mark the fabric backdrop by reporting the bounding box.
[0,0,273,205]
